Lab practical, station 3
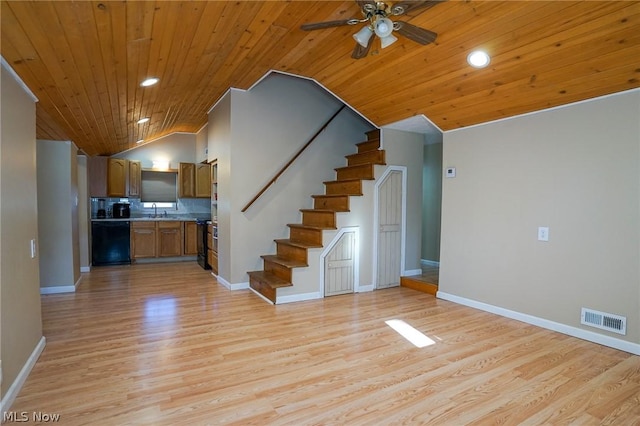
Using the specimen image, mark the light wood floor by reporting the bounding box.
[11,262,640,425]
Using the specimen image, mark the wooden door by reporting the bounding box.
[325,231,355,296]
[376,170,403,289]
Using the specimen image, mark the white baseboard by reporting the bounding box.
[276,291,321,304]
[80,266,91,273]
[40,275,82,294]
[216,275,232,289]
[250,288,274,305]
[215,276,250,291]
[437,292,640,356]
[40,285,75,294]
[0,336,46,413]
[357,285,374,292]
[421,259,440,267]
[403,268,422,277]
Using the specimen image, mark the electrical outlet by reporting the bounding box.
[537,226,549,242]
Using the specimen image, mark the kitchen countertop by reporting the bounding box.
[91,215,210,222]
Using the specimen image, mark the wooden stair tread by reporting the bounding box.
[275,239,323,249]
[299,208,335,213]
[287,223,336,231]
[260,255,308,268]
[248,271,293,289]
[334,163,374,172]
[311,194,349,199]
[287,223,335,231]
[323,178,362,185]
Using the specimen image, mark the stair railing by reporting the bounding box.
[241,104,347,213]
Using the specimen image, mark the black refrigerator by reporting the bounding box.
[91,220,131,266]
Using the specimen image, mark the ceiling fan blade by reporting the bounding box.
[351,36,374,59]
[300,19,355,31]
[394,21,437,45]
[391,0,446,16]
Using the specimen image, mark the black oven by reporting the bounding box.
[196,219,211,270]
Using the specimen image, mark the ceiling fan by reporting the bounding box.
[300,1,444,59]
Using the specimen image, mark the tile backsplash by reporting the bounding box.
[91,197,210,218]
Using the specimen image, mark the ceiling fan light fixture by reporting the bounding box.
[353,26,374,48]
[137,117,150,124]
[380,33,398,49]
[467,50,491,68]
[374,17,394,38]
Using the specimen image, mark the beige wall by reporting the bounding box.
[440,89,640,347]
[36,140,81,288]
[0,63,43,400]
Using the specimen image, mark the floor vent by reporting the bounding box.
[581,308,626,335]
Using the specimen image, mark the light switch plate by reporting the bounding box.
[445,167,456,178]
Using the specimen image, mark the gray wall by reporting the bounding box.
[422,138,442,262]
[117,132,197,168]
[0,63,43,401]
[36,140,81,289]
[439,89,640,346]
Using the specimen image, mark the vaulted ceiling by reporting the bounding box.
[2,1,639,156]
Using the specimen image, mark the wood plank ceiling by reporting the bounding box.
[2,1,639,156]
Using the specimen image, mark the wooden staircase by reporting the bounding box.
[248,129,385,303]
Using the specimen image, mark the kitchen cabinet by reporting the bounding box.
[179,162,212,198]
[128,160,141,198]
[208,222,218,274]
[184,221,198,255]
[107,158,127,197]
[157,221,182,257]
[178,162,196,198]
[195,163,212,198]
[211,160,218,218]
[131,221,156,258]
[88,156,108,197]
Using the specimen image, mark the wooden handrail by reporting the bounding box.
[241,104,347,213]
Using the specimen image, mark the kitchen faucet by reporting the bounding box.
[152,203,157,217]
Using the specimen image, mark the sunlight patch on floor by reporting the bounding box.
[385,319,436,348]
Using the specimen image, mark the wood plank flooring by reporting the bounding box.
[10,262,640,425]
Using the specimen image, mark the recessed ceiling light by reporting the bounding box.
[140,77,159,87]
[467,50,491,68]
[137,117,150,124]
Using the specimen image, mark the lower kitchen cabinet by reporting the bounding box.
[157,221,182,257]
[131,221,157,258]
[131,221,195,261]
[184,221,198,255]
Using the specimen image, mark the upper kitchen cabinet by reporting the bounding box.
[179,162,211,198]
[195,163,211,198]
[107,158,127,197]
[88,156,108,197]
[178,162,196,198]
[128,160,141,198]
